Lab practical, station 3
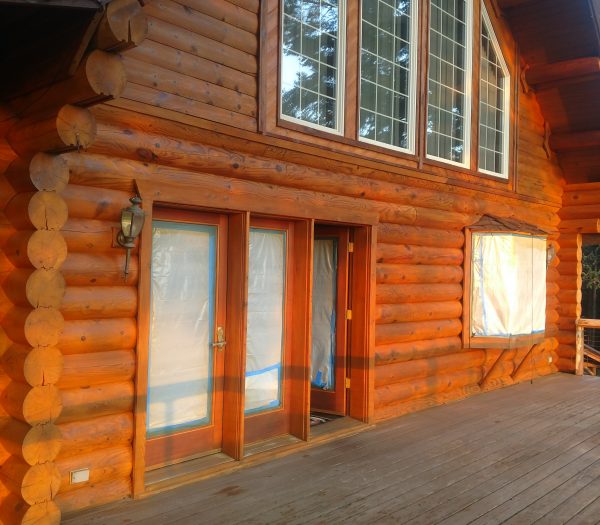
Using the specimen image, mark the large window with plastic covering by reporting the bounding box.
[465,219,548,349]
[359,0,418,152]
[478,6,510,178]
[280,0,345,133]
[426,0,472,166]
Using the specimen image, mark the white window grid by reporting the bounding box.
[478,5,510,179]
[426,0,472,168]
[279,0,346,135]
[358,0,418,153]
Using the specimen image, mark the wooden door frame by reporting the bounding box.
[133,177,377,497]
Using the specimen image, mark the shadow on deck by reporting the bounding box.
[64,373,600,525]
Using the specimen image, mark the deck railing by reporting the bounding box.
[575,318,600,376]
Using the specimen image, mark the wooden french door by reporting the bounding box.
[244,218,294,444]
[310,226,350,415]
[145,209,227,467]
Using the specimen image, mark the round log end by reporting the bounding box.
[26,269,66,309]
[23,423,63,465]
[86,51,127,99]
[23,385,63,426]
[21,462,62,505]
[28,192,69,232]
[22,500,61,525]
[24,346,64,387]
[27,230,68,270]
[56,105,97,151]
[24,308,65,347]
[30,153,70,193]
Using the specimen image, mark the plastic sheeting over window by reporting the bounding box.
[245,228,286,414]
[471,233,546,338]
[311,238,337,390]
[147,221,216,435]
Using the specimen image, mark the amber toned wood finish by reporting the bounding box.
[144,209,228,468]
[310,226,350,416]
[0,0,574,518]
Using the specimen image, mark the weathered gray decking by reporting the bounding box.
[65,374,600,525]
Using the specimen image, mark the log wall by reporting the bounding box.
[0,0,569,520]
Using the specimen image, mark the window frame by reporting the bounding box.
[424,0,474,169]
[278,0,348,136]
[357,0,420,154]
[477,4,511,179]
[463,223,548,350]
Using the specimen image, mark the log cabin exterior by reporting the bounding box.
[0,0,598,522]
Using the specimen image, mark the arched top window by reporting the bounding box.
[478,5,510,178]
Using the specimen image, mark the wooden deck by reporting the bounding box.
[64,373,600,525]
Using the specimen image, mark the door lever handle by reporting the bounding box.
[212,326,226,351]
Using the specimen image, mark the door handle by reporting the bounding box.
[212,326,226,351]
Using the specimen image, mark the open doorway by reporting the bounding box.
[582,234,600,376]
[310,225,351,431]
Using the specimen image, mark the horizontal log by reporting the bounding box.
[1,344,63,386]
[374,383,480,421]
[556,261,582,277]
[9,51,128,117]
[69,121,558,227]
[58,413,133,458]
[58,381,134,423]
[62,184,132,221]
[94,0,148,51]
[376,283,462,304]
[59,350,135,388]
[559,204,600,221]
[0,419,62,465]
[375,350,485,388]
[121,54,256,117]
[126,39,257,97]
[556,330,576,345]
[375,319,462,346]
[375,336,463,365]
[1,382,62,425]
[59,318,136,354]
[55,477,131,514]
[376,301,462,324]
[527,57,600,88]
[377,223,465,248]
[62,218,120,252]
[56,445,132,494]
[557,248,579,262]
[0,456,61,505]
[556,344,575,358]
[376,264,463,284]
[376,244,463,265]
[183,0,258,33]
[556,274,581,290]
[147,15,256,75]
[557,303,580,318]
[0,496,61,525]
[556,234,581,250]
[146,0,257,55]
[7,105,97,158]
[556,357,574,372]
[61,286,137,320]
[563,189,600,207]
[375,367,482,406]
[62,252,138,286]
[559,218,600,233]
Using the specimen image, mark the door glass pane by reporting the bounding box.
[311,238,338,390]
[245,229,286,414]
[147,221,217,436]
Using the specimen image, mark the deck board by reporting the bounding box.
[63,374,600,525]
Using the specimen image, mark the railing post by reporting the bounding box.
[576,323,584,376]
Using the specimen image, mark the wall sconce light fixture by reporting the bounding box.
[117,195,145,277]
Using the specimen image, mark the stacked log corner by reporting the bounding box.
[0,153,68,525]
[556,183,600,372]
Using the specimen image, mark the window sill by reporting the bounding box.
[466,332,546,349]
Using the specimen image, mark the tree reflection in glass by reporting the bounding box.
[281,0,340,129]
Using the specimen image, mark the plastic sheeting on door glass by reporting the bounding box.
[471,233,546,338]
[245,228,286,414]
[311,238,337,390]
[147,221,216,435]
